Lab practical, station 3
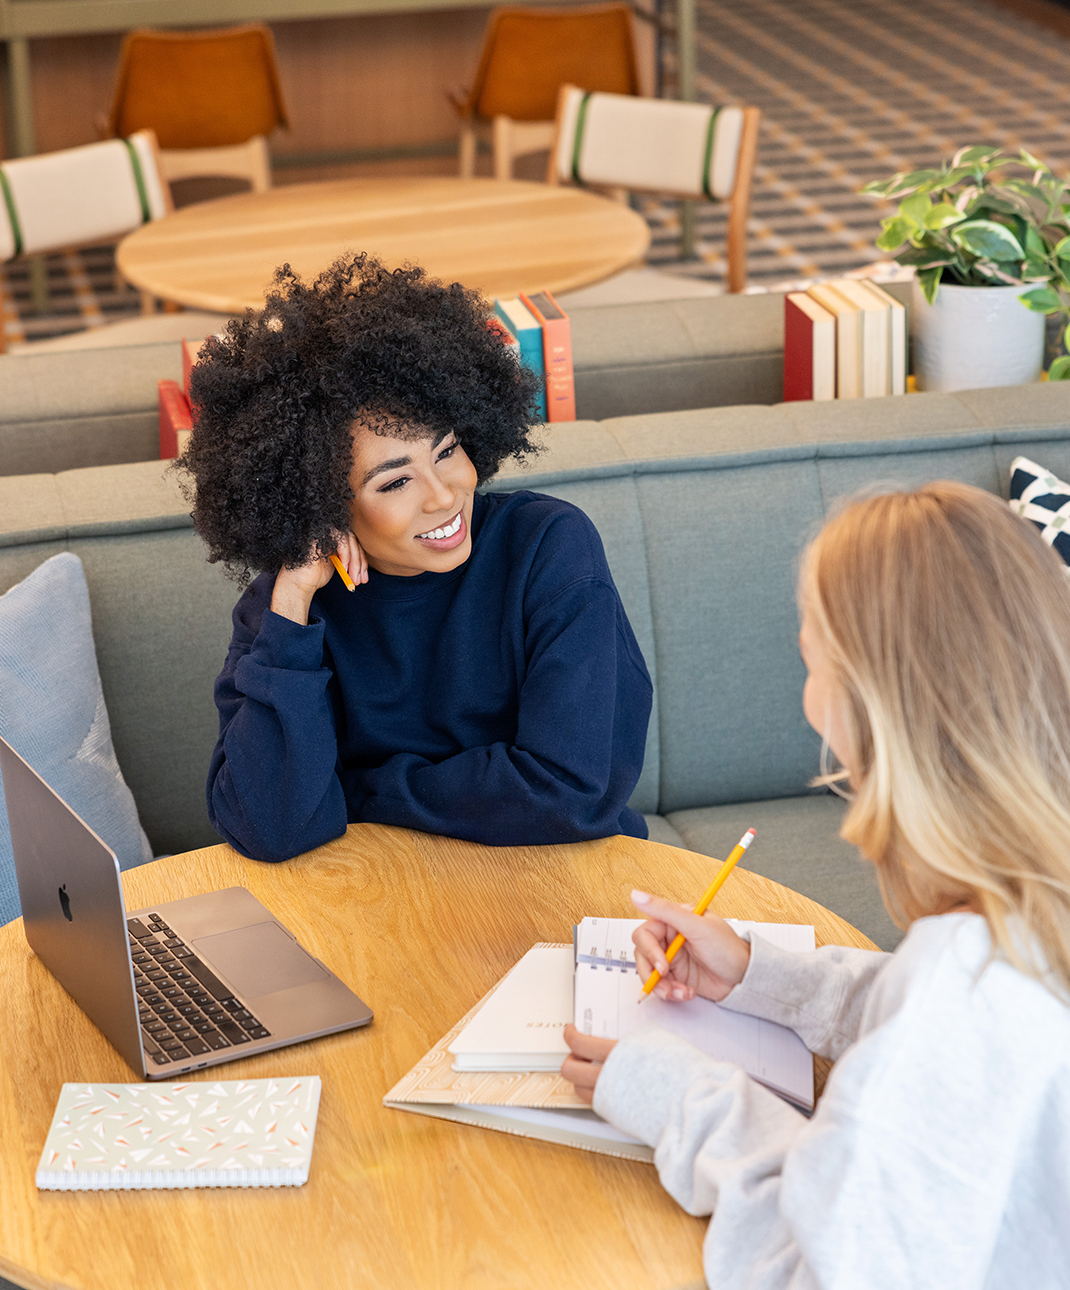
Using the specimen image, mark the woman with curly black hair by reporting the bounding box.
[181,253,652,863]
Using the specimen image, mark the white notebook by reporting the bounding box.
[575,918,815,1110]
[36,1077,321,1191]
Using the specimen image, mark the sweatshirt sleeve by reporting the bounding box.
[594,1028,821,1290]
[719,933,890,1060]
[341,572,652,844]
[207,582,349,862]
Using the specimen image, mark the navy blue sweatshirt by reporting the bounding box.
[208,490,653,861]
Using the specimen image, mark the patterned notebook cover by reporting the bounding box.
[36,1077,321,1191]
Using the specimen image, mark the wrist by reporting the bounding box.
[270,574,316,625]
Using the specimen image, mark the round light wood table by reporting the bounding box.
[115,177,652,313]
[0,825,876,1290]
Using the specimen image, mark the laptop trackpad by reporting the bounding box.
[193,922,329,998]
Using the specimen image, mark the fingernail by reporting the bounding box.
[631,890,651,905]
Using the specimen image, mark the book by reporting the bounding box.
[36,1077,321,1191]
[807,283,862,400]
[574,918,815,1111]
[825,278,890,398]
[386,919,817,1160]
[158,379,193,459]
[519,290,575,423]
[448,945,572,1072]
[783,292,836,402]
[487,314,521,362]
[494,296,547,421]
[859,280,907,395]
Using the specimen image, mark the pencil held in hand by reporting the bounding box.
[329,553,356,591]
[641,828,756,997]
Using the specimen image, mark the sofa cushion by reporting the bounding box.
[666,793,902,951]
[1008,455,1070,569]
[0,553,153,925]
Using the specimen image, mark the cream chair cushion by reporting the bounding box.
[553,88,744,200]
[0,133,168,260]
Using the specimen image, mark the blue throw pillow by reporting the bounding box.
[1009,456,1070,571]
[0,552,152,926]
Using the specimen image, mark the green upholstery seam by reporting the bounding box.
[0,169,23,259]
[571,92,593,185]
[701,107,721,202]
[122,138,152,223]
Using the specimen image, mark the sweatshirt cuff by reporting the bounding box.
[244,607,327,672]
[593,1026,738,1147]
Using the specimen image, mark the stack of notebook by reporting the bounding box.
[384,918,816,1161]
[784,278,906,402]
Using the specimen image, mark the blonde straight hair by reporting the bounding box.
[801,481,1070,999]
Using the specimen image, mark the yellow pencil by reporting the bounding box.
[641,827,756,996]
[329,553,356,591]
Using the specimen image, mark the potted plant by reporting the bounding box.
[862,146,1070,390]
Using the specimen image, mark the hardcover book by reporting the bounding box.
[158,379,193,459]
[784,293,836,402]
[519,290,575,423]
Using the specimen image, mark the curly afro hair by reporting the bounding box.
[178,253,542,580]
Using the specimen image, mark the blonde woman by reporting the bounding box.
[562,482,1070,1287]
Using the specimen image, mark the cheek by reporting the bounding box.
[349,494,411,544]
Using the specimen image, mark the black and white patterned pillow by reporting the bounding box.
[1009,456,1070,572]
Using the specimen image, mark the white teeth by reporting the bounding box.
[419,512,462,540]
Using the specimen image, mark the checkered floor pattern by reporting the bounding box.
[3,0,1070,342]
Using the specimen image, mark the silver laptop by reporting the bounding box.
[0,735,373,1079]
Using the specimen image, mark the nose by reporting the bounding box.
[424,471,456,514]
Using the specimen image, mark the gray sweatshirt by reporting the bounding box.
[593,912,1070,1288]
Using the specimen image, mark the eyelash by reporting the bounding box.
[377,442,457,492]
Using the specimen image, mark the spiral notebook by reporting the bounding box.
[36,1077,321,1190]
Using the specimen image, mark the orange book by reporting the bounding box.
[519,291,575,422]
[158,380,193,459]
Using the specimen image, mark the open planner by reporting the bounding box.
[384,918,816,1160]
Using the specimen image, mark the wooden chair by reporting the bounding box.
[105,24,288,195]
[451,3,639,181]
[547,84,760,292]
[0,131,173,354]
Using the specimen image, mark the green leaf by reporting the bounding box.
[955,144,1000,166]
[917,266,943,304]
[968,194,1020,217]
[876,216,917,251]
[859,178,895,196]
[1019,286,1062,312]
[895,246,950,267]
[950,219,1026,261]
[1026,226,1049,256]
[923,202,963,230]
[1048,355,1070,381]
[1054,235,1070,262]
[1022,256,1050,280]
[899,192,931,224]
[1020,147,1046,172]
[886,168,942,196]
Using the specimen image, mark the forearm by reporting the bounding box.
[594,1029,817,1290]
[208,609,348,862]
[721,935,889,1059]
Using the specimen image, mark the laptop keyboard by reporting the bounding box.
[128,913,271,1067]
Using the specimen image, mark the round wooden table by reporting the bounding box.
[0,825,876,1290]
[116,177,652,313]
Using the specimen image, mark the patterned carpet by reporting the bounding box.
[4,0,1070,342]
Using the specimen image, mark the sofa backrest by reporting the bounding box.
[3,379,1069,853]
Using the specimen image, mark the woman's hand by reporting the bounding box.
[561,1023,616,1105]
[270,531,368,625]
[632,890,751,1003]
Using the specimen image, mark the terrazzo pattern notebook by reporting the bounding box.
[36,1077,321,1190]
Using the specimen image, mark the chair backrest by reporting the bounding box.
[108,24,288,149]
[466,4,639,122]
[549,85,745,200]
[0,131,170,262]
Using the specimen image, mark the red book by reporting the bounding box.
[486,315,521,361]
[783,293,836,402]
[519,290,575,422]
[158,380,193,459]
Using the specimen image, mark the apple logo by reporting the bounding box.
[58,884,72,921]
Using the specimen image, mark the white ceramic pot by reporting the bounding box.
[911,279,1045,392]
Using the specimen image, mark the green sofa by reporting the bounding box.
[5,376,1070,952]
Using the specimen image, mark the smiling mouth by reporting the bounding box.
[416,512,463,541]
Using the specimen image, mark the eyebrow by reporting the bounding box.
[359,430,455,488]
